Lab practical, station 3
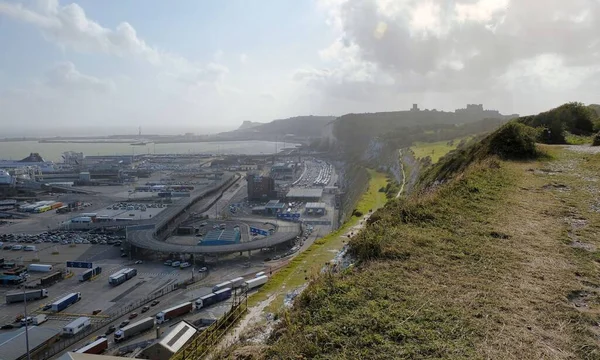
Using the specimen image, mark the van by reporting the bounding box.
[171,261,181,267]
[180,262,191,268]
[11,245,23,251]
[24,245,36,251]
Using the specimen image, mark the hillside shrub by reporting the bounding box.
[593,132,600,146]
[488,122,538,159]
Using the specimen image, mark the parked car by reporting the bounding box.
[198,267,208,273]
[171,261,181,267]
[128,312,138,319]
[180,262,191,268]
[135,260,143,264]
[1,324,14,330]
[119,320,130,328]
[141,306,150,313]
[164,260,172,266]
[92,309,102,315]
[151,300,160,306]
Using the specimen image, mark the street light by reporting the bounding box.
[21,286,31,360]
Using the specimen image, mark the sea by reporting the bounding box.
[0,141,298,162]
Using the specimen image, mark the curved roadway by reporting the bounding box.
[127,175,301,254]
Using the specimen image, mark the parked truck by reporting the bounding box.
[76,337,108,354]
[229,277,245,289]
[28,264,53,272]
[155,302,193,324]
[213,288,232,302]
[195,293,217,310]
[21,314,48,326]
[243,275,268,290]
[62,317,90,336]
[40,271,62,286]
[212,280,232,293]
[51,292,81,312]
[79,266,102,282]
[5,289,49,304]
[108,268,136,286]
[114,317,155,342]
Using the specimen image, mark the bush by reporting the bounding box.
[488,122,538,159]
[593,132,600,146]
[352,209,363,217]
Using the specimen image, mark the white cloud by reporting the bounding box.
[0,0,228,81]
[45,61,115,93]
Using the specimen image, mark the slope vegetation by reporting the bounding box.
[249,117,600,359]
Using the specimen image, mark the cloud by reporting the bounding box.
[260,92,276,101]
[240,53,248,64]
[45,61,114,93]
[296,0,600,103]
[0,0,228,82]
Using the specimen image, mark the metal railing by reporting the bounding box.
[173,290,248,360]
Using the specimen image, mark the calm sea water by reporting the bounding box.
[0,141,297,162]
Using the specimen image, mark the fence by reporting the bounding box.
[173,290,248,360]
[29,272,208,360]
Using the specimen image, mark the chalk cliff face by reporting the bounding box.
[238,121,262,130]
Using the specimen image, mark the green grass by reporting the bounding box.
[257,148,600,359]
[410,137,470,163]
[565,133,593,145]
[247,170,389,312]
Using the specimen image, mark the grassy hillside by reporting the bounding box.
[410,136,472,164]
[224,114,600,359]
[227,116,336,139]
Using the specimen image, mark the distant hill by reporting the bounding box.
[215,115,336,142]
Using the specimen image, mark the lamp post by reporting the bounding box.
[22,287,31,360]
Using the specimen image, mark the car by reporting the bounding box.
[42,304,52,311]
[151,300,160,306]
[141,306,150,313]
[1,324,14,330]
[92,309,102,315]
[171,261,181,267]
[128,312,138,319]
[95,335,106,340]
[164,260,172,266]
[119,320,130,328]
[180,262,191,268]
[121,253,127,257]
[105,325,116,335]
[135,260,143,264]
[198,267,208,273]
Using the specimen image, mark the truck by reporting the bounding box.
[212,280,232,293]
[76,337,108,354]
[114,317,155,342]
[155,302,193,324]
[21,314,48,326]
[213,288,232,302]
[79,266,102,282]
[5,289,49,304]
[51,292,81,312]
[40,271,62,286]
[108,268,136,286]
[229,277,245,289]
[243,275,268,290]
[195,293,217,309]
[62,317,90,336]
[28,264,52,272]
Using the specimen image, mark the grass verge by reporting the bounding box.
[248,170,388,312]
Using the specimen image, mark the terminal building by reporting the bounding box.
[200,229,241,246]
[247,174,277,201]
[251,200,286,216]
[286,188,323,202]
[304,202,327,216]
[270,162,296,180]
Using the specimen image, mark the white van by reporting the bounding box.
[180,262,191,268]
[171,261,181,267]
[24,245,36,251]
[11,245,23,251]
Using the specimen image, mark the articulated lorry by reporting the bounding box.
[76,338,108,354]
[114,317,155,342]
[109,268,136,286]
[5,289,49,304]
[155,302,193,324]
[79,266,102,282]
[243,275,268,290]
[51,292,81,312]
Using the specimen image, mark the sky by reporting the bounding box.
[1,0,599,136]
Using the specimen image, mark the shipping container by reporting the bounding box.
[51,292,81,312]
[114,317,155,342]
[243,275,268,290]
[79,266,102,282]
[155,302,193,324]
[5,289,49,304]
[62,317,90,336]
[229,277,245,288]
[76,337,108,354]
[28,264,52,272]
[109,268,136,286]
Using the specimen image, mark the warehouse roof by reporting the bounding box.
[265,200,285,209]
[305,202,327,209]
[158,320,197,353]
[204,230,240,242]
[286,188,323,199]
[0,326,61,360]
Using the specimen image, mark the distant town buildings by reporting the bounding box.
[408,103,517,119]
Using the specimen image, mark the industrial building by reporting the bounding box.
[251,200,286,216]
[140,321,197,360]
[0,326,61,360]
[270,162,296,180]
[200,229,241,246]
[247,174,277,201]
[304,202,327,216]
[286,188,323,202]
